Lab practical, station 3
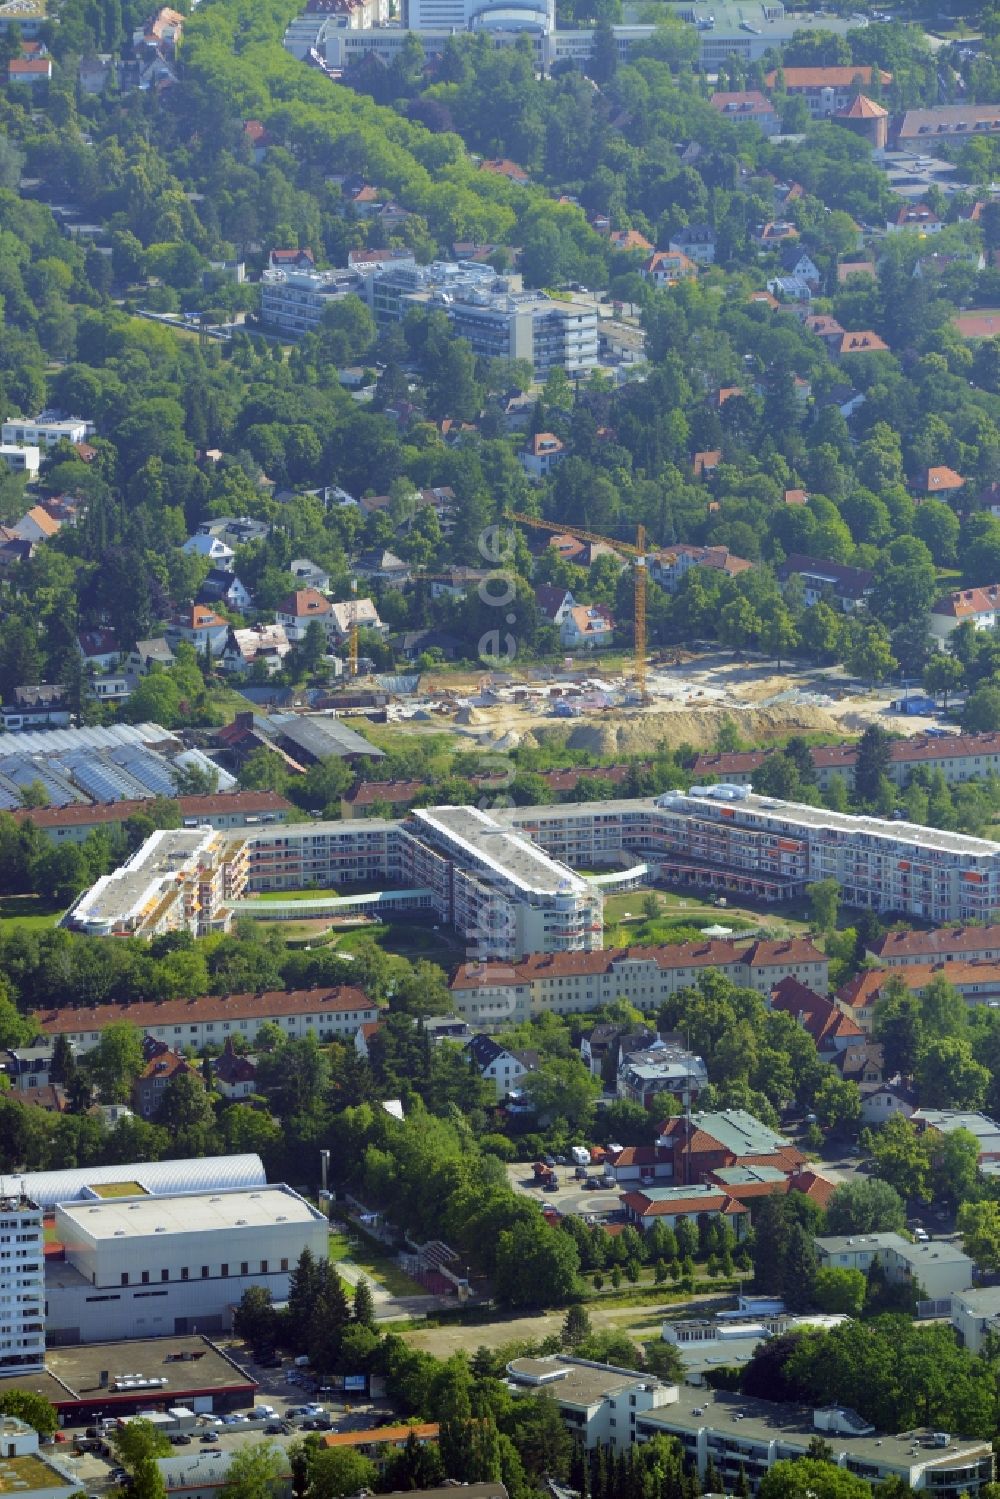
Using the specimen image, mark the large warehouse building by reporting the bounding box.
[46,1185,329,1345]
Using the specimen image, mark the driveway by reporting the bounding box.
[505,1163,624,1221]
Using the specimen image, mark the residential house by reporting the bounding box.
[641,250,699,287]
[911,466,965,501]
[650,543,753,592]
[692,450,722,479]
[329,597,383,640]
[609,229,653,254]
[802,312,846,349]
[752,222,799,250]
[221,624,292,675]
[561,605,614,651]
[12,507,60,545]
[667,225,716,265]
[128,639,175,676]
[7,56,52,83]
[859,1078,918,1125]
[780,248,821,287]
[777,553,873,611]
[0,1044,61,1093]
[132,1048,201,1120]
[534,585,576,626]
[931,584,1000,646]
[763,65,892,117]
[197,569,253,613]
[169,605,230,657]
[354,549,412,588]
[466,1034,538,1101]
[268,249,316,271]
[479,158,529,184]
[0,444,40,479]
[869,924,1000,967]
[816,383,866,419]
[428,567,490,600]
[77,629,121,672]
[617,1040,709,1110]
[290,558,331,593]
[769,976,863,1054]
[838,330,890,356]
[580,1023,655,1080]
[182,532,236,567]
[341,779,426,819]
[785,488,809,506]
[836,962,1000,1030]
[1,684,72,731]
[767,274,813,304]
[520,432,566,479]
[887,202,945,234]
[275,588,333,642]
[212,1037,257,1099]
[133,6,184,55]
[318,1427,441,1470]
[709,90,779,133]
[814,1231,973,1301]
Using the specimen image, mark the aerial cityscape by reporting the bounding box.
[7,0,1000,1496]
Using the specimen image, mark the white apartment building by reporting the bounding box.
[450,938,828,1028]
[814,1233,974,1302]
[0,1183,44,1377]
[1,414,93,449]
[507,1358,994,1497]
[507,1357,678,1450]
[499,787,1000,922]
[35,986,378,1054]
[63,827,249,939]
[0,444,40,479]
[46,1185,329,1344]
[259,265,364,336]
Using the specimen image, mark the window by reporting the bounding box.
[241,1262,249,1275]
[161,1269,169,1282]
[221,1263,229,1277]
[141,1271,150,1285]
[202,1266,209,1278]
[261,1260,268,1273]
[121,1273,129,1286]
[280,1258,289,1272]
[181,1267,189,1281]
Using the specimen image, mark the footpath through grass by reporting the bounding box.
[328,1227,427,1298]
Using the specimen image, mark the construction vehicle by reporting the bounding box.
[505,512,655,704]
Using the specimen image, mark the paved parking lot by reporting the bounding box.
[505,1162,623,1219]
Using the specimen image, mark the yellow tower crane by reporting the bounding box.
[505,512,653,704]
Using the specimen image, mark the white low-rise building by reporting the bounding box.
[46,1184,329,1344]
[0,444,41,478]
[1,414,93,448]
[814,1232,974,1302]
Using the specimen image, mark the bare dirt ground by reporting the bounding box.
[404,1293,731,1357]
[404,652,945,757]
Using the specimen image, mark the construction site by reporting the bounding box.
[379,650,946,759]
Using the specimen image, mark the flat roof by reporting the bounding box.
[504,792,1000,859]
[640,1386,989,1469]
[508,1357,658,1408]
[56,1185,321,1241]
[952,1285,1000,1313]
[412,805,588,897]
[69,827,222,929]
[14,1337,255,1411]
[0,1449,75,1493]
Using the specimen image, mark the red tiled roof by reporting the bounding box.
[9,57,52,74]
[933,586,1000,619]
[276,588,331,618]
[788,1168,837,1206]
[870,924,1000,961]
[764,65,890,89]
[450,937,824,990]
[839,93,888,119]
[839,331,889,354]
[35,986,376,1037]
[11,791,293,830]
[137,1049,195,1082]
[478,158,529,182]
[622,1188,745,1218]
[770,975,863,1046]
[917,466,964,492]
[838,961,1000,1010]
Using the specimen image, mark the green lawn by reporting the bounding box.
[249,888,341,901]
[333,920,466,963]
[328,1228,426,1298]
[0,895,64,932]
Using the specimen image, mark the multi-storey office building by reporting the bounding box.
[0,1183,44,1377]
[259,266,360,335]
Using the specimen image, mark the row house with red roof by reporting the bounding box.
[448,937,828,1028]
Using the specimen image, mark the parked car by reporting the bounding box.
[201,1433,219,1444]
[265,1423,291,1435]
[169,1435,192,1447]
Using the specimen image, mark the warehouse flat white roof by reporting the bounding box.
[55,1185,322,1240]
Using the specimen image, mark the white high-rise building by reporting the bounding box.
[0,1182,45,1377]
